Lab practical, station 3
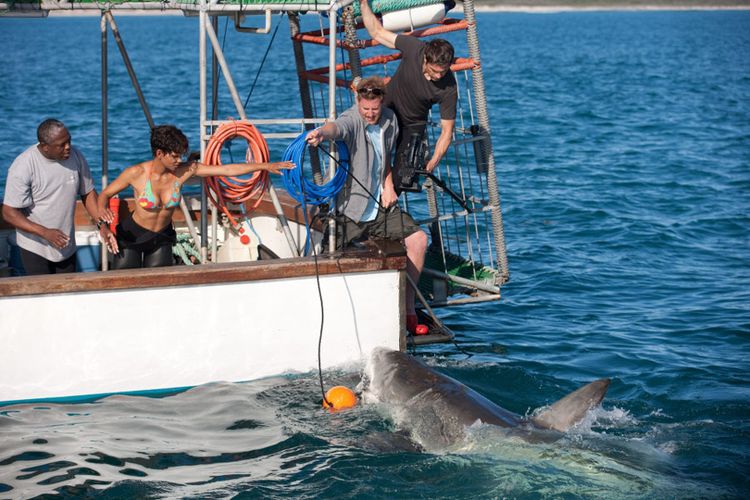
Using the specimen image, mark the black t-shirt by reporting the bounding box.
[384,35,458,130]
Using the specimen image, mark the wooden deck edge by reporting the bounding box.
[0,248,407,298]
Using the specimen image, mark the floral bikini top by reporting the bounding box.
[137,166,182,209]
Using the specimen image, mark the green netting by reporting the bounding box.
[418,246,499,299]
[173,233,201,265]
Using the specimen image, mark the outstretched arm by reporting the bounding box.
[193,161,294,177]
[306,122,339,147]
[360,0,397,49]
[425,119,455,172]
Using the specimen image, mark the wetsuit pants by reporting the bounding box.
[111,215,176,270]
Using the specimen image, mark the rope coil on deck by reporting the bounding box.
[204,120,270,227]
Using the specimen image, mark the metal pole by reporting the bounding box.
[211,16,220,126]
[327,9,338,254]
[106,10,202,259]
[199,5,209,263]
[100,11,109,271]
[105,11,154,130]
[204,19,300,257]
[211,15,219,262]
[289,13,324,185]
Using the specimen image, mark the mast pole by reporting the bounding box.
[199,1,209,263]
[100,11,109,271]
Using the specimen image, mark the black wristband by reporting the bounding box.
[96,220,106,230]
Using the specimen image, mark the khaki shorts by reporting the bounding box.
[336,205,422,250]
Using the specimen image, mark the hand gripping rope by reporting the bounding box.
[204,120,271,228]
[281,131,349,207]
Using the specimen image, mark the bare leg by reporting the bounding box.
[404,229,428,315]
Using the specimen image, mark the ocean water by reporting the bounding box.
[1,9,749,498]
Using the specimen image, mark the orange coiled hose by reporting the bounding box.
[204,120,270,227]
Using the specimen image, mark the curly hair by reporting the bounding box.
[150,125,189,157]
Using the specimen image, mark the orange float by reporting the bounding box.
[322,386,357,411]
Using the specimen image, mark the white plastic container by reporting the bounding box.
[381,4,447,32]
[216,221,259,263]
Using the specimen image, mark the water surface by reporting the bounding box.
[1,10,749,498]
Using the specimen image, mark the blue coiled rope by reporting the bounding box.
[281,131,349,207]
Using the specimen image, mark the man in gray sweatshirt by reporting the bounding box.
[306,77,428,333]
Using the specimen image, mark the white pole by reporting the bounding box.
[327,9,338,253]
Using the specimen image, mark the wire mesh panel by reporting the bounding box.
[289,2,508,306]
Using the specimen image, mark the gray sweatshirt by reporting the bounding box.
[333,104,399,223]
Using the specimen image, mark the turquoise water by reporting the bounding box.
[1,10,749,498]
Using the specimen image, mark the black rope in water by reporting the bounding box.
[312,226,331,409]
[298,145,332,409]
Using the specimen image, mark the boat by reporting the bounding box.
[0,0,509,405]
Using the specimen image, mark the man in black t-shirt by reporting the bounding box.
[360,0,457,178]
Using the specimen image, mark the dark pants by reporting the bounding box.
[20,247,76,275]
[336,205,422,251]
[111,245,174,269]
[110,214,175,270]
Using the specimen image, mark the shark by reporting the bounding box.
[366,348,611,450]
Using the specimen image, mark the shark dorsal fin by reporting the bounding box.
[531,378,610,432]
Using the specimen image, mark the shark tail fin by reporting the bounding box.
[531,378,610,432]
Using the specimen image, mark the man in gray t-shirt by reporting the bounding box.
[2,119,109,275]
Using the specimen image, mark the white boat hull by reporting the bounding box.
[0,254,406,405]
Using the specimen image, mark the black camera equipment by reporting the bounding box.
[396,131,427,193]
[395,131,473,213]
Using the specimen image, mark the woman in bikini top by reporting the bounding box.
[97,124,293,255]
[137,168,182,210]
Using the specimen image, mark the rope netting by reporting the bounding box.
[292,0,507,301]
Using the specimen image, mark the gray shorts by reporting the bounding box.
[336,205,422,250]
